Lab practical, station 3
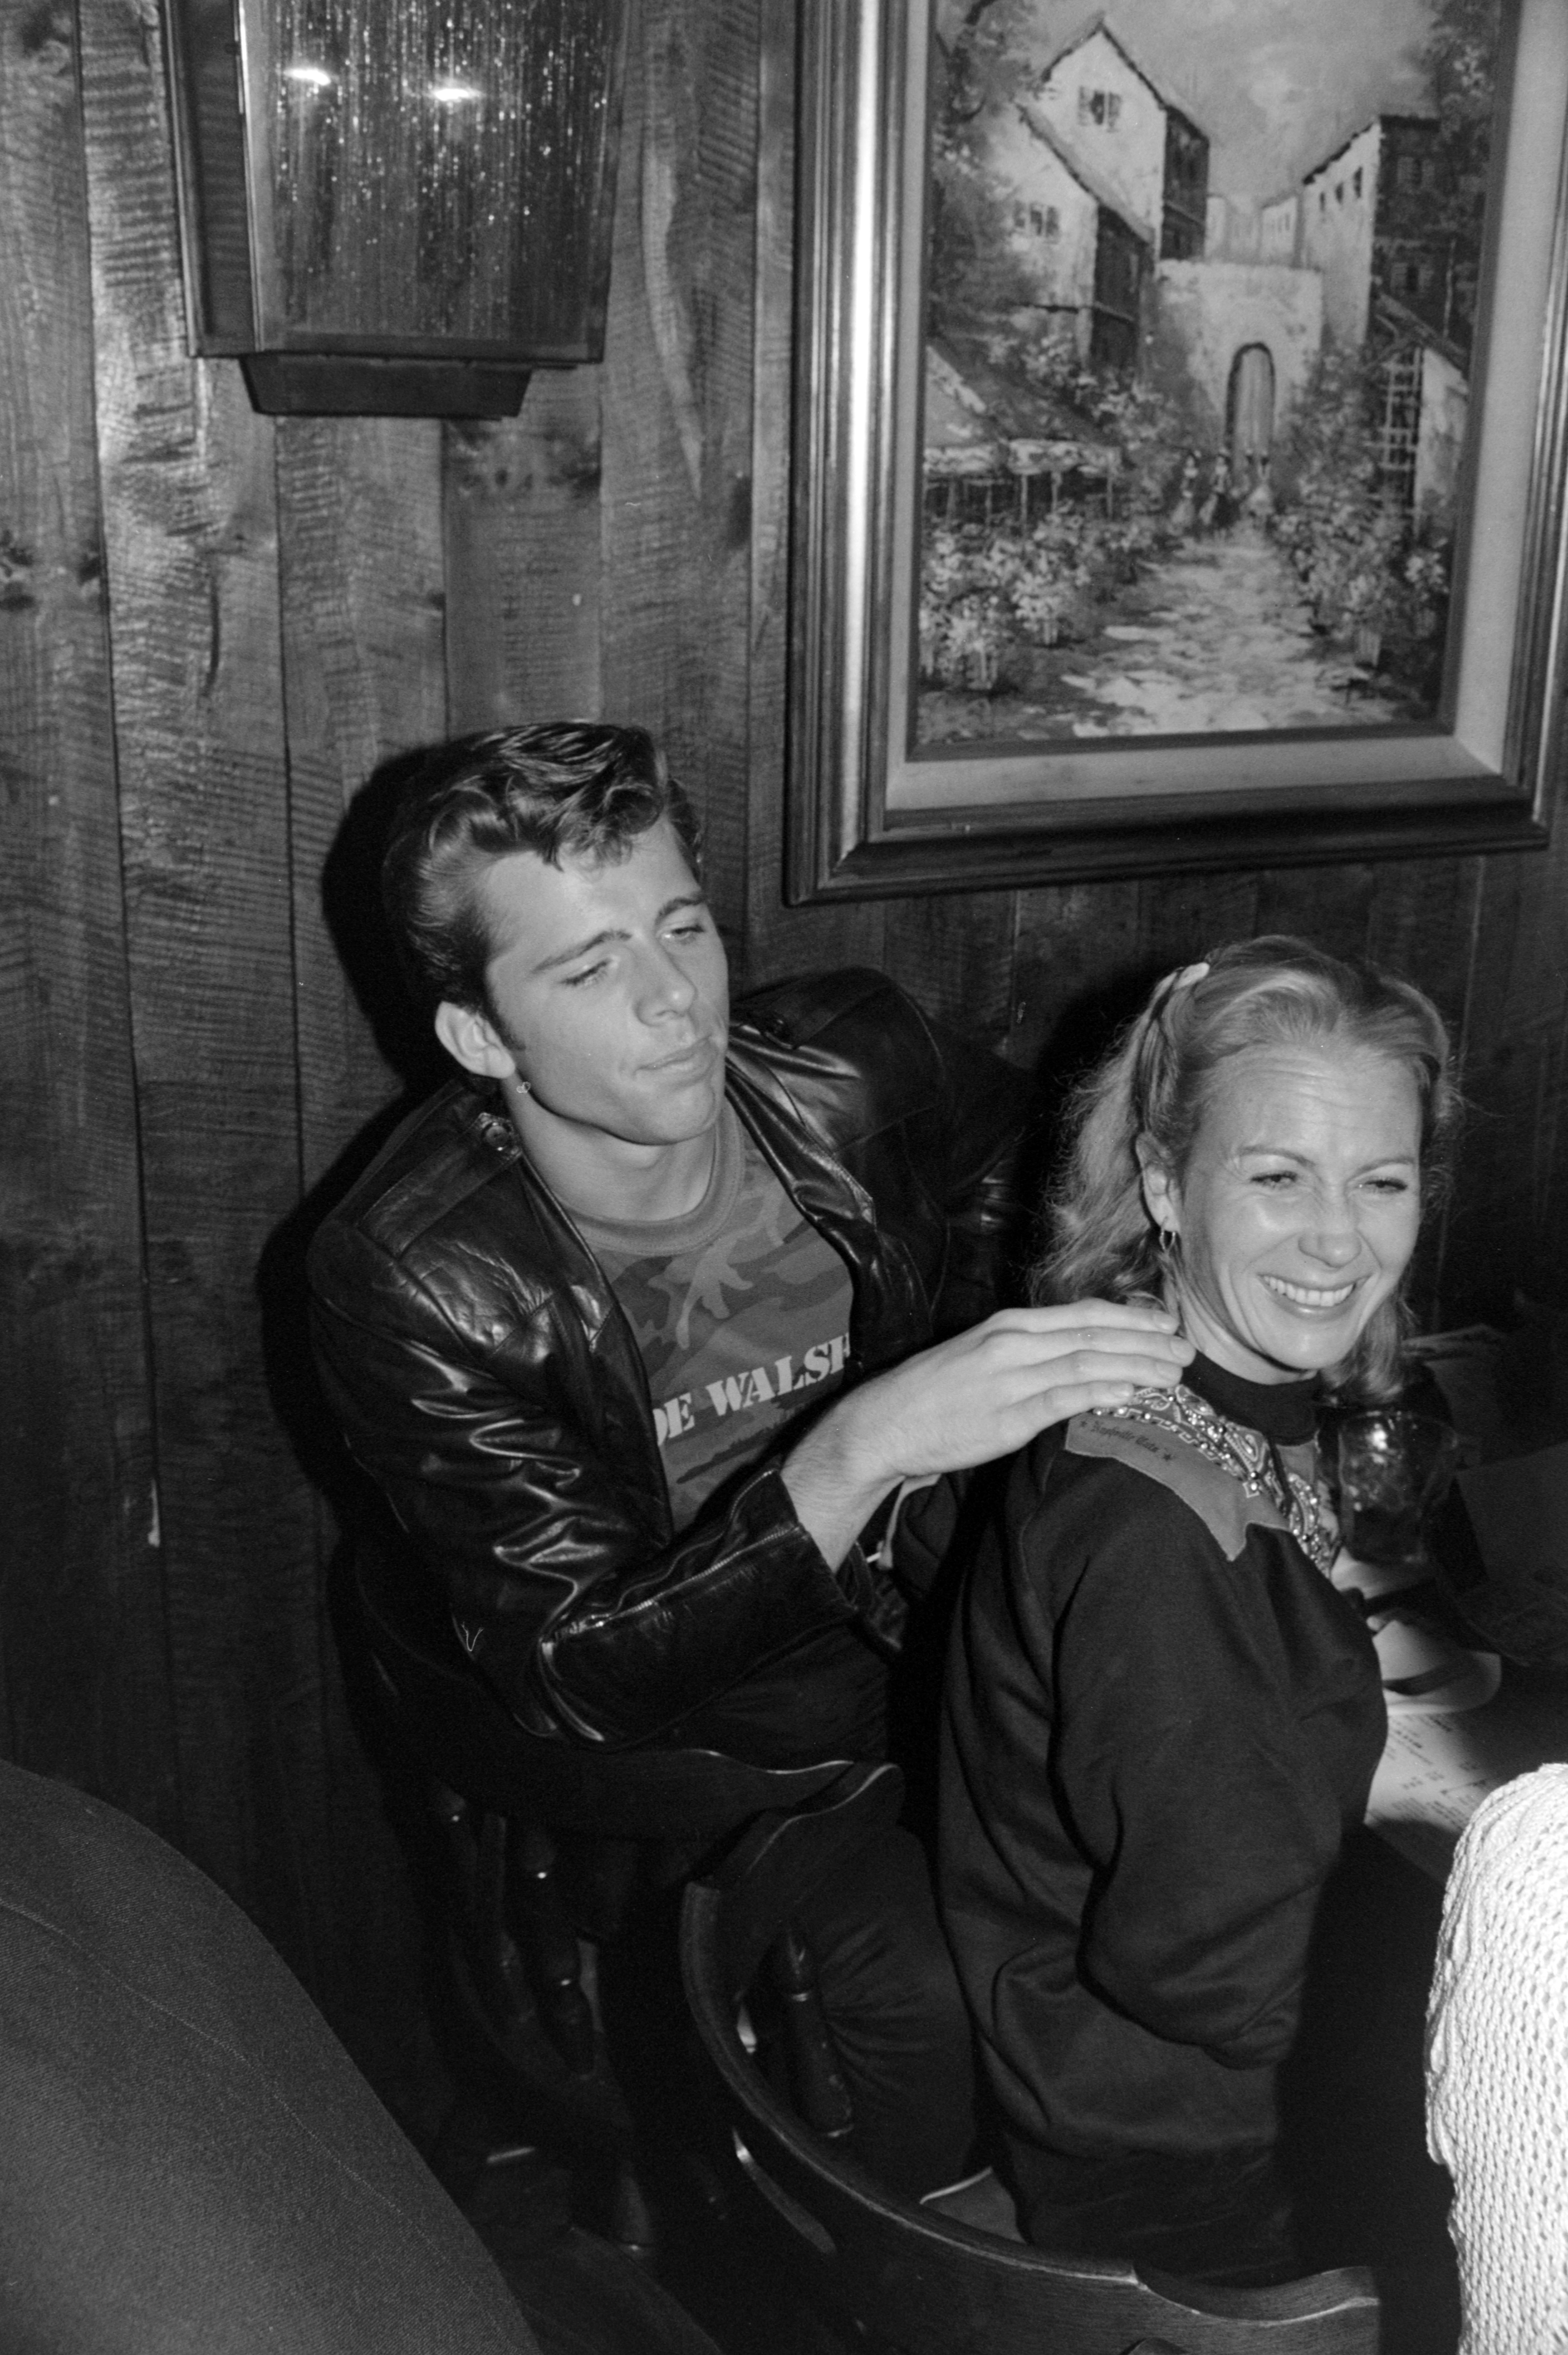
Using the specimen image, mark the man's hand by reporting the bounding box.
[783,1300,1192,1571]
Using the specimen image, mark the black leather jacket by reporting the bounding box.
[309,971,1033,1748]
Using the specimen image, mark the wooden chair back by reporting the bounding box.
[352,1537,870,2255]
[680,1777,1384,2355]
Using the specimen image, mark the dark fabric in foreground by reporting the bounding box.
[0,1759,541,2355]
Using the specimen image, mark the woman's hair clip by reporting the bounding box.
[1157,960,1211,1007]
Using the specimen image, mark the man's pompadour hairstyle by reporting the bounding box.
[381,721,701,1013]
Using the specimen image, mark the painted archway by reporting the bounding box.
[1227,343,1277,493]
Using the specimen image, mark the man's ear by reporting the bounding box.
[433,999,518,1082]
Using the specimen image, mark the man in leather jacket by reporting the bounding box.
[308,723,1186,2191]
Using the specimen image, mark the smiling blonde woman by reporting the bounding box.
[938,938,1458,2288]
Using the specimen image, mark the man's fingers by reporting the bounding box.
[831,1307,1193,1486]
[1003,1349,1182,1403]
[1040,1325,1191,1360]
[989,1298,1182,1336]
[993,1371,1173,1451]
[959,1323,1191,1376]
[1000,1382,1138,1437]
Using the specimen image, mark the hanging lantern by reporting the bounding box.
[166,0,628,415]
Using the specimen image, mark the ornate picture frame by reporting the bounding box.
[786,0,1568,901]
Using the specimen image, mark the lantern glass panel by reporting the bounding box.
[242,0,620,359]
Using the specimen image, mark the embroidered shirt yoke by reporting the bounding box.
[1066,1357,1338,1576]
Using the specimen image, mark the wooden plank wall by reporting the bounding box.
[3,0,1567,2113]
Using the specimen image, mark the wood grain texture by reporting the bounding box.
[444,373,603,734]
[1361,858,1484,1323]
[77,0,330,1990]
[600,0,761,945]
[1254,861,1380,959]
[1010,882,1143,1087]
[1364,858,1481,1011]
[1444,795,1568,1319]
[276,414,445,1187]
[884,892,1016,1052]
[0,0,176,1826]
[1136,867,1260,974]
[272,413,450,2077]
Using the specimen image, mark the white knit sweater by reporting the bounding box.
[1428,1765,1568,2355]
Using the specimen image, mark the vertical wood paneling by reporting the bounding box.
[77,0,327,1986]
[0,0,175,1825]
[1364,857,1481,1013]
[271,413,450,2084]
[1444,816,1568,1319]
[1363,858,1485,1320]
[885,893,1016,1052]
[596,0,760,941]
[276,416,446,1190]
[1255,861,1381,958]
[444,376,604,733]
[1136,868,1260,973]
[1010,882,1144,1082]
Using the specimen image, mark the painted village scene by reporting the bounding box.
[918,0,1500,746]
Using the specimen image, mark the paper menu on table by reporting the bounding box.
[1368,1698,1561,1882]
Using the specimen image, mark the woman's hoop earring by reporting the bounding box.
[1157,1225,1177,1259]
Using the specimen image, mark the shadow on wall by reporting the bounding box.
[319,749,457,1106]
[257,746,452,1515]
[1016,959,1176,1249]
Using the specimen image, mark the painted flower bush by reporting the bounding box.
[1270,347,1451,690]
[918,347,1192,696]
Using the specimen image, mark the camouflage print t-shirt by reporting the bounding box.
[575,1105,854,1533]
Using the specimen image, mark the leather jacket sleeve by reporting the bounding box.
[310,1231,881,1746]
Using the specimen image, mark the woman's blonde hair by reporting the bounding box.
[1035,936,1459,1402]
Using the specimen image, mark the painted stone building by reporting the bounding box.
[1260,191,1301,266]
[1370,303,1469,528]
[1300,115,1453,349]
[982,11,1213,372]
[991,106,1153,369]
[1297,114,1472,525]
[1204,194,1265,264]
[1021,12,1210,261]
[1153,259,1324,477]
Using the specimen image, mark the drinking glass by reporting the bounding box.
[1328,1410,1462,1574]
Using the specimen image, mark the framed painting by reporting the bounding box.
[786,0,1568,900]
